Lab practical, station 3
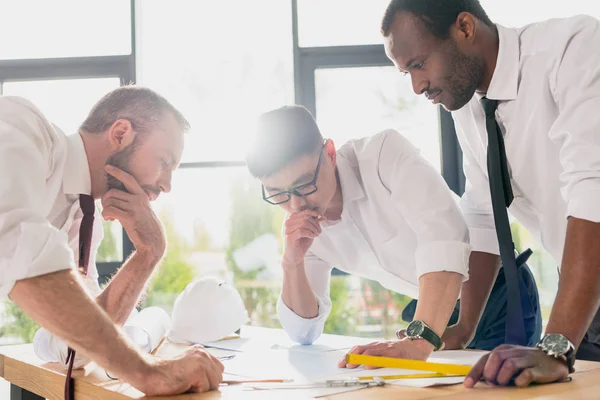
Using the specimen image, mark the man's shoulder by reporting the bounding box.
[0,95,64,146]
[517,15,600,55]
[338,129,417,162]
[0,95,45,119]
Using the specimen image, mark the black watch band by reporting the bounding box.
[404,320,444,351]
[564,347,576,374]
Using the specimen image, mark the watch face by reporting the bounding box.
[542,334,569,355]
[407,320,425,337]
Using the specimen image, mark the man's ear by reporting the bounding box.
[107,119,136,151]
[325,139,336,166]
[453,12,477,43]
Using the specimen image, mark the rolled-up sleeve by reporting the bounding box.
[547,17,600,222]
[0,98,75,298]
[276,251,333,344]
[378,130,471,280]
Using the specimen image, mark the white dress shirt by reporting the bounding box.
[0,96,105,365]
[277,129,471,344]
[452,15,600,266]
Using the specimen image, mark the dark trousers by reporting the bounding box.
[576,306,600,361]
[402,263,542,350]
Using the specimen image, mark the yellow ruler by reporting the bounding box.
[346,354,472,376]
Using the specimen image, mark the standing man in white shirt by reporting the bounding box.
[244,105,540,365]
[0,88,223,396]
[382,0,600,387]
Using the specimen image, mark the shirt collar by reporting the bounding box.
[336,153,365,204]
[63,133,92,196]
[478,24,520,101]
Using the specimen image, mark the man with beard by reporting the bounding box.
[382,0,600,388]
[0,87,224,396]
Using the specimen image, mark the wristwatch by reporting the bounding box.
[398,320,444,351]
[536,333,576,373]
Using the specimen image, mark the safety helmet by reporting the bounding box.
[168,277,249,344]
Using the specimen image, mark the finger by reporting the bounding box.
[483,348,530,385]
[513,368,536,388]
[345,345,367,369]
[209,354,225,374]
[464,353,490,388]
[101,197,130,211]
[288,228,318,241]
[496,357,534,386]
[102,188,134,202]
[101,206,128,222]
[285,219,319,235]
[362,348,383,370]
[192,371,210,393]
[285,215,321,233]
[305,216,322,233]
[205,363,222,391]
[297,209,322,219]
[105,165,144,195]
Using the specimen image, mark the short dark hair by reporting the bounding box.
[381,0,494,39]
[246,105,323,178]
[80,85,190,135]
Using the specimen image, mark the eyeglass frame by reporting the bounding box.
[262,139,328,205]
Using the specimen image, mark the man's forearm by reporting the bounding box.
[545,217,600,347]
[454,252,500,340]
[10,270,151,386]
[281,262,319,318]
[96,250,160,326]
[414,271,463,337]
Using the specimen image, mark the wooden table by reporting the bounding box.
[2,333,600,400]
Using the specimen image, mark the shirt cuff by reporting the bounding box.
[566,189,600,223]
[33,328,89,369]
[276,295,330,345]
[0,222,75,298]
[415,241,471,281]
[467,226,500,255]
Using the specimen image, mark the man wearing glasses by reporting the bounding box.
[245,105,541,366]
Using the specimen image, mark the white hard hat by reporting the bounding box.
[168,277,249,344]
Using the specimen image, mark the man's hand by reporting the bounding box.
[102,165,166,260]
[282,210,324,268]
[141,346,225,395]
[337,339,433,369]
[464,345,569,388]
[441,324,473,350]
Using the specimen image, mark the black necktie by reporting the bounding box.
[481,97,526,346]
[64,194,95,400]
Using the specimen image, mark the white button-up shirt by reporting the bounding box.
[277,129,471,344]
[0,96,104,298]
[452,15,600,266]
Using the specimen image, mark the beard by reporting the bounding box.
[105,138,139,193]
[441,41,485,111]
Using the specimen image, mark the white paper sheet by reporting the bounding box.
[222,349,349,380]
[201,326,377,353]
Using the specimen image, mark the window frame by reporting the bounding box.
[0,0,465,282]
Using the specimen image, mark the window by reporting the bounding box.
[315,66,440,170]
[136,0,294,163]
[3,78,121,134]
[297,0,390,47]
[0,0,131,60]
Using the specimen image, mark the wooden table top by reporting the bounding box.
[1,331,599,399]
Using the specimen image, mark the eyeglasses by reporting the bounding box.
[262,140,326,205]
